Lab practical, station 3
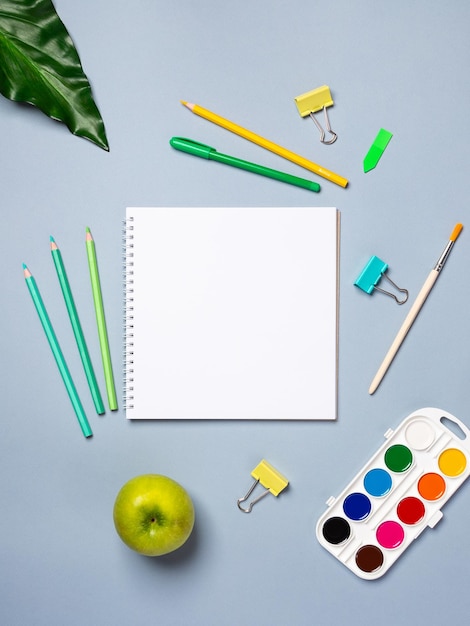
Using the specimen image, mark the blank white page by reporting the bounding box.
[124,207,339,419]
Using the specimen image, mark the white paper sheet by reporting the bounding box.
[124,207,339,419]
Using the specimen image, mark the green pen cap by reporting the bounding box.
[170,137,214,159]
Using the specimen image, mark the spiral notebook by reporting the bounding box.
[124,206,339,419]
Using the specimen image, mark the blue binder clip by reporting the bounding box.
[354,256,408,304]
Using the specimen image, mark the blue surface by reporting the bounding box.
[2,1,470,624]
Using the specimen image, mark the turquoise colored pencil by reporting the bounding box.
[23,264,93,438]
[50,236,105,415]
[85,227,118,410]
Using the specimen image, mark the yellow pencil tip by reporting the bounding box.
[450,223,463,241]
[180,100,187,106]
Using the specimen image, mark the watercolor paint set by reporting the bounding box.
[316,407,470,579]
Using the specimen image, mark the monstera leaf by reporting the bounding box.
[0,0,108,150]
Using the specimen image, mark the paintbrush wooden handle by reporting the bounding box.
[369,270,438,394]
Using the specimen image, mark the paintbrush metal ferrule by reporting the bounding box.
[434,223,463,272]
[434,240,455,272]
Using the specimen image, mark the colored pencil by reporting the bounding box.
[23,264,93,437]
[181,100,348,188]
[50,236,105,414]
[369,223,463,394]
[85,227,118,410]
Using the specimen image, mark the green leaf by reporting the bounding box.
[0,0,109,150]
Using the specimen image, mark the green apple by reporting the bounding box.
[113,474,195,556]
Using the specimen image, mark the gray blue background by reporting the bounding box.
[2,1,470,624]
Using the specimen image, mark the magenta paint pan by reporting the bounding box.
[316,408,470,579]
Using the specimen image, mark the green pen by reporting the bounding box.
[170,137,321,192]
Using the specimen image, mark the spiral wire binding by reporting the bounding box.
[122,217,135,409]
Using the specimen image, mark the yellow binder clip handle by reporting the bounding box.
[237,460,289,513]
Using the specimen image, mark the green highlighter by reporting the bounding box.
[170,137,321,192]
[363,128,393,173]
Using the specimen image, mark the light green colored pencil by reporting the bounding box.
[50,236,105,415]
[23,264,93,437]
[85,227,118,410]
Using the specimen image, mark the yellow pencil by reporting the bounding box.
[181,101,348,188]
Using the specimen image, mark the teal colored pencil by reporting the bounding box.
[23,264,93,438]
[85,228,118,410]
[50,236,105,415]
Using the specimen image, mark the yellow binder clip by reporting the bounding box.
[237,459,289,513]
[294,85,338,145]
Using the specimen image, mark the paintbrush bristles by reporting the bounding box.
[450,223,463,241]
